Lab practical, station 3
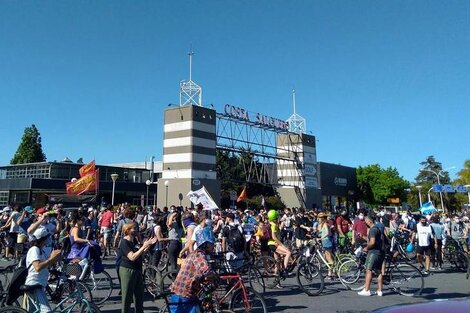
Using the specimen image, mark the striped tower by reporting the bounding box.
[276,133,321,208]
[157,105,220,208]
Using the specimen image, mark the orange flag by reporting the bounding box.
[237,186,247,202]
[79,160,96,178]
[66,170,98,195]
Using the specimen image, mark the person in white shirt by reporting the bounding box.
[415,215,434,275]
[24,227,62,312]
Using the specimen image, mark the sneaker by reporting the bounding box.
[422,270,429,275]
[376,290,383,297]
[358,289,371,296]
[274,283,283,289]
[438,266,442,270]
[430,266,436,270]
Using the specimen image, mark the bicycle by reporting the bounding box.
[309,241,354,279]
[338,252,424,296]
[444,237,468,272]
[0,278,100,313]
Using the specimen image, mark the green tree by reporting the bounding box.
[356,164,409,206]
[11,124,46,164]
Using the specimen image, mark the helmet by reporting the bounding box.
[195,226,215,248]
[267,210,278,222]
[406,243,415,253]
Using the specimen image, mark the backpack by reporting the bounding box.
[259,224,272,241]
[6,256,31,305]
[227,225,245,253]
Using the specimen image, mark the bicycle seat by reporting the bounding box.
[20,284,42,292]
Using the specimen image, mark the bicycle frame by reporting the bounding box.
[215,273,251,310]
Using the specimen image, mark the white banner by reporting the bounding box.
[187,186,219,210]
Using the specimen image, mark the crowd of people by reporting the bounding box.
[0,201,469,312]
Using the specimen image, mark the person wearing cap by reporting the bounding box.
[317,212,335,279]
[27,207,62,257]
[23,227,62,312]
[169,226,217,313]
[1,204,25,260]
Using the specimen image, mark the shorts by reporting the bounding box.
[7,232,18,248]
[365,252,385,273]
[100,227,113,239]
[416,245,432,256]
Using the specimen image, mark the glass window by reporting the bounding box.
[0,191,9,206]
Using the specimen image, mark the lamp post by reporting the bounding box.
[164,180,169,207]
[146,180,158,207]
[427,187,433,202]
[416,185,423,207]
[111,173,119,206]
[464,185,470,209]
[146,179,151,206]
[420,166,455,212]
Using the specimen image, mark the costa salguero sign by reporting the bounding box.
[224,104,289,131]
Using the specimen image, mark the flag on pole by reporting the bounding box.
[66,170,98,195]
[237,186,247,203]
[79,160,96,178]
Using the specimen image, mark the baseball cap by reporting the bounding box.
[2,207,11,213]
[36,208,47,215]
[24,206,34,213]
[32,227,50,240]
[88,207,94,213]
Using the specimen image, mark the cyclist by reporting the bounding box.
[267,209,292,278]
[169,226,218,313]
[336,209,352,253]
[317,212,335,279]
[23,227,63,312]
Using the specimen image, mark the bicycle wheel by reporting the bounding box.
[143,265,162,298]
[455,251,468,272]
[297,262,324,296]
[157,250,169,272]
[0,307,28,313]
[389,263,424,296]
[160,269,178,292]
[254,256,280,289]
[247,266,266,294]
[83,270,113,305]
[79,300,102,313]
[229,287,267,313]
[338,259,365,291]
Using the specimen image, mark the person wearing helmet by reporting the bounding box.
[169,226,217,313]
[23,227,63,312]
[267,209,292,281]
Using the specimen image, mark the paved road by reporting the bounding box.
[1,258,468,312]
[96,258,470,313]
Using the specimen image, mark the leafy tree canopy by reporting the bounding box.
[356,164,409,206]
[11,124,46,164]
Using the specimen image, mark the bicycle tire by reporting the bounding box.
[229,287,267,313]
[83,270,113,305]
[0,306,28,313]
[57,280,93,312]
[297,262,324,296]
[247,265,266,294]
[338,259,365,291]
[157,250,169,272]
[80,300,102,313]
[389,263,423,296]
[160,269,179,292]
[253,256,280,289]
[143,265,162,298]
[455,251,468,272]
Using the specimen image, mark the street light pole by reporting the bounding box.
[164,180,169,207]
[111,173,119,206]
[145,180,150,206]
[427,187,433,202]
[416,185,423,207]
[464,185,470,209]
[420,166,455,213]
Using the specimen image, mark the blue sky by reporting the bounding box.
[1,1,469,182]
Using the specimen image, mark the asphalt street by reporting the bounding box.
[95,258,470,313]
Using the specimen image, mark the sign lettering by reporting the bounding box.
[224,104,289,131]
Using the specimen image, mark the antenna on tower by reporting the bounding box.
[179,45,203,107]
[287,88,307,134]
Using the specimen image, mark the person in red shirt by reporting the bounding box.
[336,210,352,252]
[352,210,368,247]
[98,204,114,256]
